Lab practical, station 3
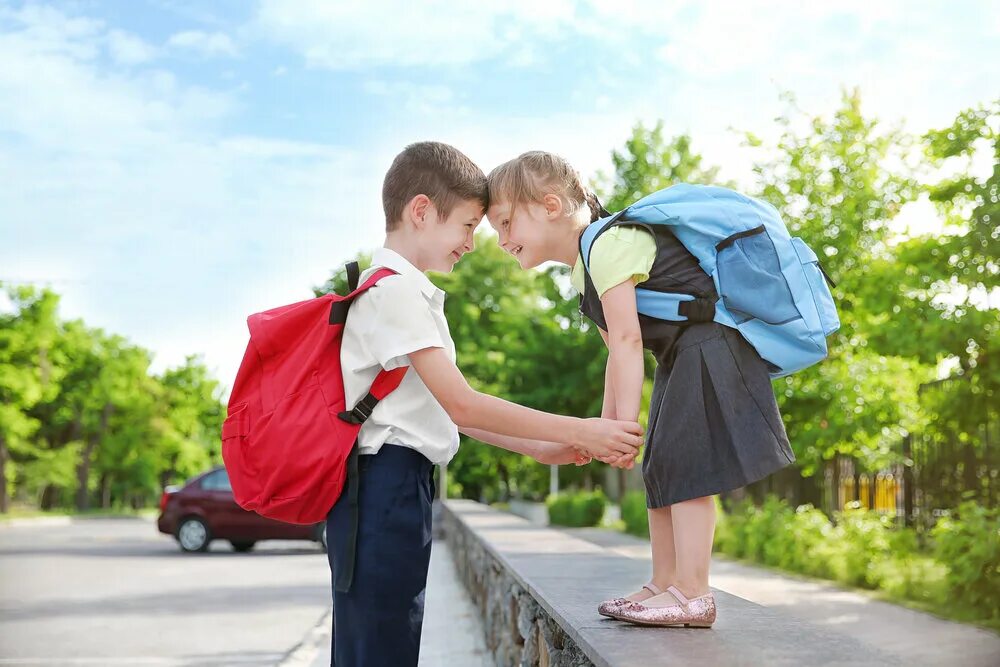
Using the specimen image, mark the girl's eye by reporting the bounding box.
[502,219,510,229]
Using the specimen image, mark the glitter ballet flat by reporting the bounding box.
[614,585,716,628]
[597,582,662,619]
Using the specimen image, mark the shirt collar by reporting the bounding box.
[371,247,444,301]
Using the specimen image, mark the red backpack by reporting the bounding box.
[221,262,407,525]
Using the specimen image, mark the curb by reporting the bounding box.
[279,607,331,667]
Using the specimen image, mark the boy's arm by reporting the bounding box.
[459,427,590,465]
[599,280,644,423]
[407,347,643,459]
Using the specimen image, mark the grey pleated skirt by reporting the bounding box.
[642,322,795,508]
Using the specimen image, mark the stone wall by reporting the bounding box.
[441,503,595,667]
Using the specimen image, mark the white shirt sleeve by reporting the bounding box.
[361,277,447,371]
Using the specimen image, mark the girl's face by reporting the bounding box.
[486,199,552,270]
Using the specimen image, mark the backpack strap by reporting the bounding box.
[345,261,360,292]
[579,215,717,324]
[338,366,408,425]
[329,267,399,325]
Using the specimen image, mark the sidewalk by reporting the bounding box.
[305,539,491,667]
[564,526,1000,667]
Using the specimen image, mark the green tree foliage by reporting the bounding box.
[747,90,928,475]
[0,283,222,512]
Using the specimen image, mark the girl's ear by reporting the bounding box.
[542,193,564,220]
[408,194,432,229]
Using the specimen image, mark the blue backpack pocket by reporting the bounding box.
[716,226,801,325]
[790,238,840,336]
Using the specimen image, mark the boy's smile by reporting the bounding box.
[424,198,482,273]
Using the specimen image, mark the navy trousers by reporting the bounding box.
[326,443,435,667]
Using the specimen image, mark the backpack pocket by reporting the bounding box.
[790,237,840,336]
[716,226,800,325]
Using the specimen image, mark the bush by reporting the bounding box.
[932,501,1000,621]
[546,490,608,527]
[621,490,649,537]
[869,553,948,604]
[826,502,894,588]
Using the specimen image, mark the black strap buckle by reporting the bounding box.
[338,392,379,425]
[678,297,716,323]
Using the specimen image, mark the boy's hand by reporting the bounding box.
[533,442,592,466]
[574,418,643,460]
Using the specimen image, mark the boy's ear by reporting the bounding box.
[542,193,564,220]
[407,194,432,229]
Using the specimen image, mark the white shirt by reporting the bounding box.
[340,247,460,465]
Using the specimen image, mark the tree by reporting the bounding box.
[747,89,927,490]
[0,285,61,512]
[597,121,732,212]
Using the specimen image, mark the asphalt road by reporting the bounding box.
[0,517,331,666]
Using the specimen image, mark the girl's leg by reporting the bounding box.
[623,505,677,601]
[669,494,716,597]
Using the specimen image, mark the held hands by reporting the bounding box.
[574,418,642,469]
[532,418,642,469]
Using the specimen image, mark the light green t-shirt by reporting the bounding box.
[570,226,657,297]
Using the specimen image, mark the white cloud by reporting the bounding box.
[0,4,383,390]
[253,0,576,69]
[167,30,238,58]
[363,80,464,116]
[107,28,156,65]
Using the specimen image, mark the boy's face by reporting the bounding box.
[420,198,482,273]
[486,199,549,270]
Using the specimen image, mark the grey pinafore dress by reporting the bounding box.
[579,221,795,508]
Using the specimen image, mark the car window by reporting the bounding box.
[201,470,232,492]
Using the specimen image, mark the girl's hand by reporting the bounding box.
[574,418,643,460]
[594,451,637,470]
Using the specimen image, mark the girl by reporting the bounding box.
[485,152,795,628]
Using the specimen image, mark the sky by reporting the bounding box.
[2,0,998,396]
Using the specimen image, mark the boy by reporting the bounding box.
[328,141,643,665]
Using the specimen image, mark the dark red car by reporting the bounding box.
[157,467,327,553]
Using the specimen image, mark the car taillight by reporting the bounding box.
[159,487,178,512]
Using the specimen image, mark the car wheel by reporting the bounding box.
[177,517,211,552]
[230,541,256,553]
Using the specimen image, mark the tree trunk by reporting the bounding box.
[829,456,841,514]
[75,439,96,511]
[75,403,113,512]
[100,473,111,509]
[40,485,57,510]
[0,434,8,514]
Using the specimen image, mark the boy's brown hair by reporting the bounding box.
[382,141,488,231]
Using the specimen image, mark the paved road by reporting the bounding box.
[0,517,330,666]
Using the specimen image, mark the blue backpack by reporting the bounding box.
[580,183,840,378]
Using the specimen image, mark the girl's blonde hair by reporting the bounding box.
[487,151,607,223]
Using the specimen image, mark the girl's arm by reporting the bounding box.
[598,327,617,419]
[599,280,644,424]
